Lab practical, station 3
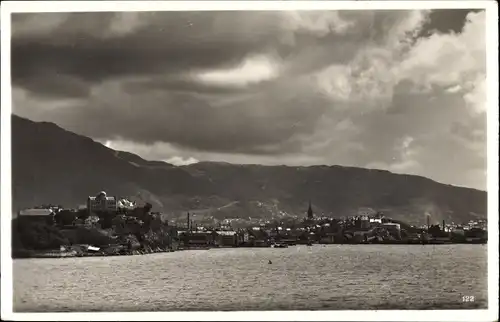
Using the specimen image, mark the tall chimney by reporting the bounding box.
[442,220,445,232]
[426,215,430,229]
[187,212,190,230]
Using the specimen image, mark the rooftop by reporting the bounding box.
[88,196,116,201]
[19,208,54,216]
[217,231,236,236]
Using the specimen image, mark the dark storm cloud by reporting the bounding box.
[11,9,476,93]
[422,9,483,34]
[11,10,430,99]
[11,9,488,189]
[12,12,288,98]
[44,80,332,154]
[13,70,93,99]
[10,10,365,153]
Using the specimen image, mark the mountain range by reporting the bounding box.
[11,115,487,225]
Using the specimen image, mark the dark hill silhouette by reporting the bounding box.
[11,114,487,225]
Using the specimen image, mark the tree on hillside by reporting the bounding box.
[68,227,114,246]
[54,210,77,226]
[96,211,115,229]
[12,219,69,250]
[144,202,153,213]
[77,208,89,220]
[354,217,361,229]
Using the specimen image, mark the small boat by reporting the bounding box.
[268,260,272,264]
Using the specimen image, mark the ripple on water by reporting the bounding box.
[13,244,487,311]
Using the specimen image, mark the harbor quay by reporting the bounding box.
[11,191,488,258]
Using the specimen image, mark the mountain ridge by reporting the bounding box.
[185,161,484,193]
[11,114,487,225]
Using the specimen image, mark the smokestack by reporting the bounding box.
[191,220,194,231]
[426,214,430,229]
[187,212,190,230]
[443,220,445,232]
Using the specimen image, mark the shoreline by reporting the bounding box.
[12,242,487,259]
[11,246,179,259]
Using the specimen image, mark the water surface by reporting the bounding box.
[13,244,487,311]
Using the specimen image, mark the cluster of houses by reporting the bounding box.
[425,219,488,244]
[176,206,413,246]
[16,192,488,251]
[445,219,487,232]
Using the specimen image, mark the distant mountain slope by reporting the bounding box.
[11,115,210,212]
[114,150,174,170]
[11,115,487,225]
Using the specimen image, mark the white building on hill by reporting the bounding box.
[87,191,117,214]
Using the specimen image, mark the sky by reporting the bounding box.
[11,9,487,190]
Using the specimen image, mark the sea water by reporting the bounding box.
[13,244,487,311]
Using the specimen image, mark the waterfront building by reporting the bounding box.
[181,231,214,247]
[349,230,368,243]
[87,191,117,214]
[319,232,336,244]
[382,223,401,239]
[433,236,452,243]
[280,237,298,245]
[253,239,271,247]
[216,230,238,247]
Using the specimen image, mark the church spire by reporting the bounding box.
[307,200,313,219]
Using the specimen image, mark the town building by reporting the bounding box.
[382,223,401,239]
[87,191,117,214]
[84,215,101,228]
[117,198,136,212]
[17,208,56,225]
[307,200,314,220]
[452,227,465,235]
[319,232,336,244]
[360,215,370,229]
[216,230,238,247]
[180,231,215,248]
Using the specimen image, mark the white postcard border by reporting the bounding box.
[1,1,498,321]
